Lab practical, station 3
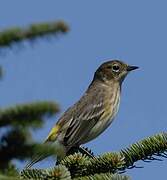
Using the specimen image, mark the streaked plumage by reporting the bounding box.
[25,60,138,168]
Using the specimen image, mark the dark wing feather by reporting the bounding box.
[25,154,46,169]
[63,84,105,149]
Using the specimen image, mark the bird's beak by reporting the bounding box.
[127,65,139,72]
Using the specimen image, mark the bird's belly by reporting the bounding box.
[84,117,114,143]
[81,95,120,144]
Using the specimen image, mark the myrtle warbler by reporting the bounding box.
[26,60,138,168]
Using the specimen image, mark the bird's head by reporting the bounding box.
[94,60,139,84]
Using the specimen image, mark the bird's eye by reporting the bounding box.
[112,64,120,72]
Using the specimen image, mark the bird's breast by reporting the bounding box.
[81,85,121,144]
[100,86,121,129]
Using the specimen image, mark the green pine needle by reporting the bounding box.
[120,132,167,168]
[0,174,20,180]
[18,132,167,179]
[60,152,125,178]
[0,127,62,168]
[21,165,71,180]
[0,21,69,48]
[60,132,167,178]
[73,173,130,180]
[0,101,60,128]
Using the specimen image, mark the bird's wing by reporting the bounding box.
[25,84,107,168]
[63,94,105,149]
[24,102,104,169]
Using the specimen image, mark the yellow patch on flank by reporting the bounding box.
[46,125,60,141]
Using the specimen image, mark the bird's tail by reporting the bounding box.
[25,140,51,169]
[25,153,47,169]
[25,140,66,169]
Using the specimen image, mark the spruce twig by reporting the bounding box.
[0,101,59,128]
[60,132,167,178]
[21,165,71,180]
[20,132,167,179]
[0,128,59,170]
[0,21,69,48]
[120,132,167,169]
[60,153,124,178]
[73,173,130,180]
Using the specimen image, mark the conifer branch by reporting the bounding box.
[20,133,167,179]
[21,165,130,180]
[0,174,20,180]
[0,128,59,169]
[0,163,19,177]
[21,165,71,180]
[0,101,59,128]
[73,173,130,180]
[59,132,167,178]
[120,132,167,169]
[60,153,125,178]
[0,66,3,78]
[0,21,69,48]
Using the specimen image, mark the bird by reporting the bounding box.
[25,60,138,168]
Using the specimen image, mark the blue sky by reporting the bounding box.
[0,1,167,179]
